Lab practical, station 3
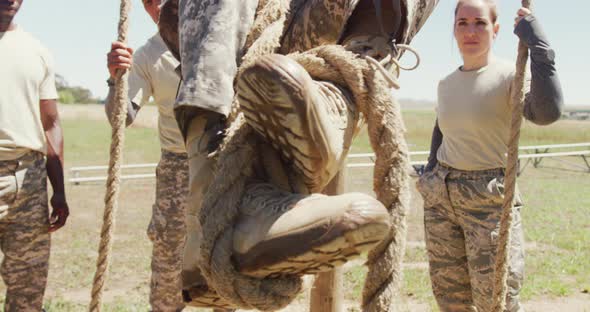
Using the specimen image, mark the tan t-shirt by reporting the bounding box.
[436,58,525,170]
[0,27,58,161]
[129,33,184,153]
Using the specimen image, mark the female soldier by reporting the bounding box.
[417,0,563,311]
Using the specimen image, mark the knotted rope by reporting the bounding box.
[290,47,410,312]
[491,1,532,311]
[195,1,303,311]
[89,0,131,311]
[195,1,409,310]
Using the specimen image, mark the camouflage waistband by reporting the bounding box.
[0,151,45,174]
[161,149,189,161]
[437,162,504,180]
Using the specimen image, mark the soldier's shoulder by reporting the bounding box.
[438,67,462,87]
[491,57,515,72]
[13,28,50,53]
[489,57,517,82]
[13,28,54,67]
[135,33,169,64]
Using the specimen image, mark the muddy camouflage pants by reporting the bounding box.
[417,163,525,312]
[0,152,50,312]
[147,150,189,312]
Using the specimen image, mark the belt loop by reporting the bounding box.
[13,159,21,199]
[436,162,450,180]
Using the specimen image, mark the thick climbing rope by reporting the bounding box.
[88,0,131,311]
[193,1,409,310]
[198,47,410,312]
[194,2,303,311]
[491,1,532,311]
[292,46,411,312]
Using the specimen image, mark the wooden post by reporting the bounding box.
[310,169,346,312]
[310,268,344,312]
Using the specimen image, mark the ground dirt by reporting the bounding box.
[0,106,588,311]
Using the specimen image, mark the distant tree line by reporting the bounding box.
[56,74,101,104]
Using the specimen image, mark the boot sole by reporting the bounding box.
[185,222,387,309]
[237,221,389,279]
[184,287,237,309]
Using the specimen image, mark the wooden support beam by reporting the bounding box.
[310,268,344,312]
[310,169,346,312]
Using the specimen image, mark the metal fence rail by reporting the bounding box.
[69,142,590,184]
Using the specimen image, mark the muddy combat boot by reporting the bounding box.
[175,0,440,308]
[237,54,362,193]
[232,183,391,278]
[182,184,390,309]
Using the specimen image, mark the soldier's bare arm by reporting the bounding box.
[40,99,70,232]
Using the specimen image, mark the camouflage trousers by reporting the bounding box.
[417,163,525,312]
[176,0,258,117]
[0,152,50,312]
[147,150,189,312]
[181,115,215,290]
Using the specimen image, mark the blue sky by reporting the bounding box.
[14,0,590,106]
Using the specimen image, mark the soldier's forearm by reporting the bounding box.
[516,15,563,125]
[46,145,66,197]
[104,85,140,127]
[39,99,65,196]
[425,120,442,172]
[43,115,66,196]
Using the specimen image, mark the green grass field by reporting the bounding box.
[1,111,589,311]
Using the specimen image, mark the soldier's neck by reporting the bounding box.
[0,22,16,32]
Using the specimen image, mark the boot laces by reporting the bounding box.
[343,35,420,89]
